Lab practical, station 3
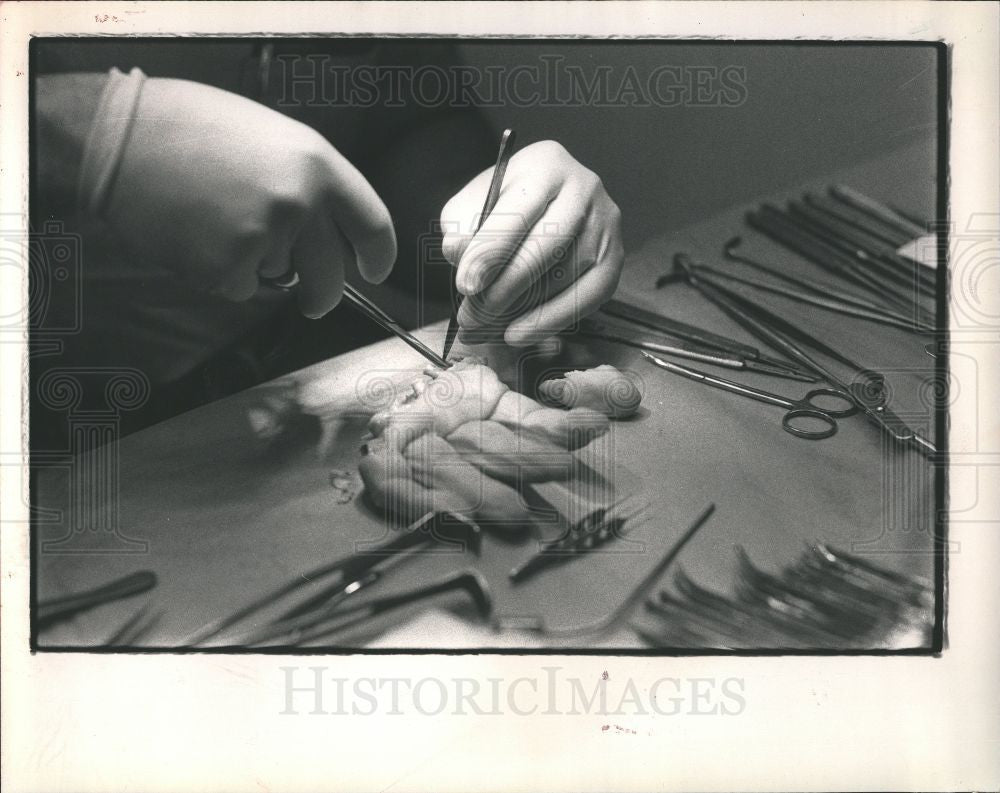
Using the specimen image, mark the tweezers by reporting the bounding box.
[260,259,451,369]
[341,285,451,369]
[598,298,814,381]
[636,543,933,649]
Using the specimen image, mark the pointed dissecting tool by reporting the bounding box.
[442,128,517,360]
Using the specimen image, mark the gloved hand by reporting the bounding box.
[90,75,396,318]
[440,140,624,346]
[357,359,611,530]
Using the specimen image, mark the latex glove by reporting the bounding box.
[440,140,624,346]
[96,77,396,317]
[357,359,610,530]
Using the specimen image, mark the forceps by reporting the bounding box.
[673,255,938,457]
[599,298,815,381]
[262,279,451,369]
[576,317,818,382]
[641,352,856,439]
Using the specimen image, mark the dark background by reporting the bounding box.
[458,41,938,248]
[35,39,939,252]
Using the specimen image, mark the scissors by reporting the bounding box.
[673,254,938,456]
[641,352,857,440]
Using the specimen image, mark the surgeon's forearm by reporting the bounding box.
[34,73,107,217]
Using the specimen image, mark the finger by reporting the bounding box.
[450,182,557,296]
[320,146,397,284]
[458,234,586,334]
[462,194,589,324]
[486,392,610,450]
[213,267,262,302]
[292,211,350,318]
[211,234,269,301]
[441,166,530,269]
[538,366,643,418]
[488,390,549,427]
[446,420,574,483]
[257,249,293,282]
[404,434,533,528]
[358,443,465,520]
[505,226,624,346]
[513,406,610,451]
[440,165,493,264]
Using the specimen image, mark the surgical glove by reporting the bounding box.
[80,70,396,318]
[441,140,624,346]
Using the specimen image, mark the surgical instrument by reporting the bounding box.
[807,192,911,248]
[244,570,493,648]
[773,201,938,323]
[699,254,926,333]
[807,193,938,289]
[724,236,883,308]
[104,604,164,647]
[829,184,926,239]
[182,510,481,646]
[37,570,158,630]
[788,199,936,297]
[599,298,815,381]
[806,193,935,280]
[722,236,932,333]
[641,351,857,440]
[672,255,937,456]
[639,573,843,649]
[498,502,715,639]
[747,206,933,324]
[508,498,646,583]
[635,544,933,650]
[261,278,452,370]
[748,205,915,310]
[576,317,819,382]
[342,286,452,369]
[442,128,517,360]
[671,253,882,378]
[765,202,934,313]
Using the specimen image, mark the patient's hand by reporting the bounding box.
[357,359,610,529]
